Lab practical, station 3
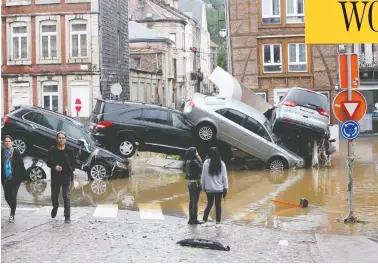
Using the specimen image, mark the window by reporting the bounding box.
[286,0,304,23]
[288,43,307,72]
[286,89,329,110]
[171,112,190,129]
[70,22,88,58]
[143,109,169,125]
[62,121,84,140]
[132,58,141,68]
[34,113,60,131]
[262,0,281,24]
[220,109,246,126]
[42,83,59,111]
[244,117,271,141]
[11,25,28,60]
[182,33,185,49]
[117,30,121,57]
[41,23,57,58]
[24,111,37,122]
[256,92,267,101]
[263,44,282,73]
[169,33,176,48]
[116,0,121,13]
[120,109,143,120]
[104,103,129,113]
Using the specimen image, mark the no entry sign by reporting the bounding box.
[75,98,82,112]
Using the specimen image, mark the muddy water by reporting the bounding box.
[14,138,378,235]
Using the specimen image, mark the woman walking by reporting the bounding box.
[201,147,228,228]
[184,147,203,225]
[1,135,27,223]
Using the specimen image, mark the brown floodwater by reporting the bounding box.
[13,138,378,235]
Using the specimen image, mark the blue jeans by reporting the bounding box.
[187,182,201,220]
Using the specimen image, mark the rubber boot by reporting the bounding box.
[192,214,202,225]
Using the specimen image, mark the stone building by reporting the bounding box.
[1,0,129,118]
[228,0,339,122]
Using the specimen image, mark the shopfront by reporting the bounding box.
[358,87,378,134]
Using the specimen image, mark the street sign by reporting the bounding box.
[332,90,367,122]
[339,54,359,89]
[75,98,82,112]
[341,120,360,140]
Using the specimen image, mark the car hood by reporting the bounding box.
[90,147,129,164]
[209,67,274,115]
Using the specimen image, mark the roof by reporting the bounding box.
[96,99,182,113]
[129,0,186,24]
[129,21,174,44]
[210,40,219,48]
[179,0,204,27]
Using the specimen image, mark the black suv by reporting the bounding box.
[89,99,198,158]
[2,106,131,180]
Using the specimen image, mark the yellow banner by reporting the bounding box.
[305,0,378,43]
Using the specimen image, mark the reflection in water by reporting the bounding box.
[15,139,378,235]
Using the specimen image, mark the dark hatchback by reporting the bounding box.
[89,99,198,158]
[2,106,131,180]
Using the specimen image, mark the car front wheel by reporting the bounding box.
[267,157,287,171]
[197,123,216,141]
[88,162,109,181]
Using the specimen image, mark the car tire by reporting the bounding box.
[267,157,288,171]
[117,137,137,158]
[197,123,216,142]
[88,162,110,181]
[27,166,46,182]
[13,135,28,156]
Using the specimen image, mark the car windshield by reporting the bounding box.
[263,120,281,144]
[78,125,100,148]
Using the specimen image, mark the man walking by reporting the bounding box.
[47,131,76,223]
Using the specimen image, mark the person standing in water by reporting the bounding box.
[47,131,76,223]
[201,147,228,228]
[184,147,203,225]
[1,135,27,223]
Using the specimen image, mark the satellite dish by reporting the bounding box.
[111,83,122,96]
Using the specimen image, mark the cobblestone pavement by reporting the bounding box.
[2,206,378,263]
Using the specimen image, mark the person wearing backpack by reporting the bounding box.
[184,147,203,225]
[201,147,228,228]
[1,135,28,223]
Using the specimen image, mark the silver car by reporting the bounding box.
[183,93,304,170]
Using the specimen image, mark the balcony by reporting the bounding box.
[359,53,378,68]
[359,54,378,84]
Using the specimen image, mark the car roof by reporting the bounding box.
[10,106,85,126]
[288,87,327,98]
[97,98,182,114]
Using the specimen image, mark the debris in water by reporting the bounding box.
[177,239,230,251]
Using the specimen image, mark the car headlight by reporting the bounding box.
[116,161,129,170]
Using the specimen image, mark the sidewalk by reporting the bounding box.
[2,205,378,263]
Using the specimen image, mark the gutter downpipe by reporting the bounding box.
[224,0,232,74]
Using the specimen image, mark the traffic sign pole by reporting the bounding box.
[346,45,355,222]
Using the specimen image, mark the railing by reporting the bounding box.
[359,53,378,68]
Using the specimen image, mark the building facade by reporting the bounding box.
[228,0,338,122]
[1,0,129,118]
[129,21,174,106]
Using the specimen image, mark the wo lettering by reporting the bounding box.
[339,1,378,32]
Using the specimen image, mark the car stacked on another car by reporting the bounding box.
[182,93,305,170]
[89,99,199,158]
[1,106,130,180]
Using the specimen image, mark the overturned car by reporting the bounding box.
[183,67,335,168]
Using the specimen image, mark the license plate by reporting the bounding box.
[300,107,316,114]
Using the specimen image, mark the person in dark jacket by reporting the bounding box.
[184,147,203,225]
[47,131,76,223]
[1,135,27,223]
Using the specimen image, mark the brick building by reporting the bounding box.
[1,0,129,119]
[228,0,339,122]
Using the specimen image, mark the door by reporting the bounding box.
[140,108,172,150]
[239,117,273,161]
[167,111,195,150]
[71,83,90,118]
[216,108,246,148]
[11,83,30,110]
[61,120,89,168]
[30,112,61,155]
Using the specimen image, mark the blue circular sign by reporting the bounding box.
[341,120,360,140]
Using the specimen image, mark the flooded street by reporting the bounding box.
[8,138,378,236]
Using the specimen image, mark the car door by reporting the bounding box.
[140,108,172,149]
[30,112,61,155]
[167,111,196,150]
[60,120,90,169]
[215,108,246,148]
[239,117,273,161]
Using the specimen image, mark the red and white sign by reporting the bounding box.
[75,98,82,112]
[332,90,367,123]
[341,101,361,119]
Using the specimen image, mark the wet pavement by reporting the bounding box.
[2,138,378,262]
